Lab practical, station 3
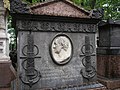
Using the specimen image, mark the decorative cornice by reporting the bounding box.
[16,20,97,33]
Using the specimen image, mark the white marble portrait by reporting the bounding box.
[51,35,72,64]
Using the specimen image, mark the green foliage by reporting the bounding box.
[95,0,120,19]
[23,0,45,4]
[32,0,46,3]
[7,16,16,50]
[71,0,81,6]
[71,0,96,10]
[71,0,120,20]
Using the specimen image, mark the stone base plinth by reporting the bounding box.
[88,87,107,90]
[38,82,107,90]
[97,55,120,78]
[0,60,16,89]
[98,76,120,90]
[0,88,10,90]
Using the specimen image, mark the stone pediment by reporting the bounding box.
[30,0,90,18]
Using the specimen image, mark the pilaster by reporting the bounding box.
[0,0,9,60]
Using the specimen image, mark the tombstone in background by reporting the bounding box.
[97,19,120,89]
[0,0,16,90]
[11,0,106,90]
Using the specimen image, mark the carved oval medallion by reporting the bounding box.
[50,34,73,65]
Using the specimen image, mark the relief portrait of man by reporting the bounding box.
[51,35,72,64]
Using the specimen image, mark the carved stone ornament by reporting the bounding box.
[50,34,73,65]
[18,20,97,33]
[9,0,29,13]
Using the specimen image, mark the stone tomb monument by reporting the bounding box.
[97,20,120,89]
[10,0,106,89]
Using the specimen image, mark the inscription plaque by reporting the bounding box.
[50,34,73,65]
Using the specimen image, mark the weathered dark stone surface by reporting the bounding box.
[15,19,98,89]
[98,20,120,47]
[10,0,103,19]
[0,88,11,90]
[9,0,29,13]
[18,31,96,89]
[89,8,104,19]
[98,20,120,78]
[16,20,97,33]
[97,48,120,55]
[11,0,101,89]
[97,20,120,90]
[98,76,120,90]
[97,55,120,78]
